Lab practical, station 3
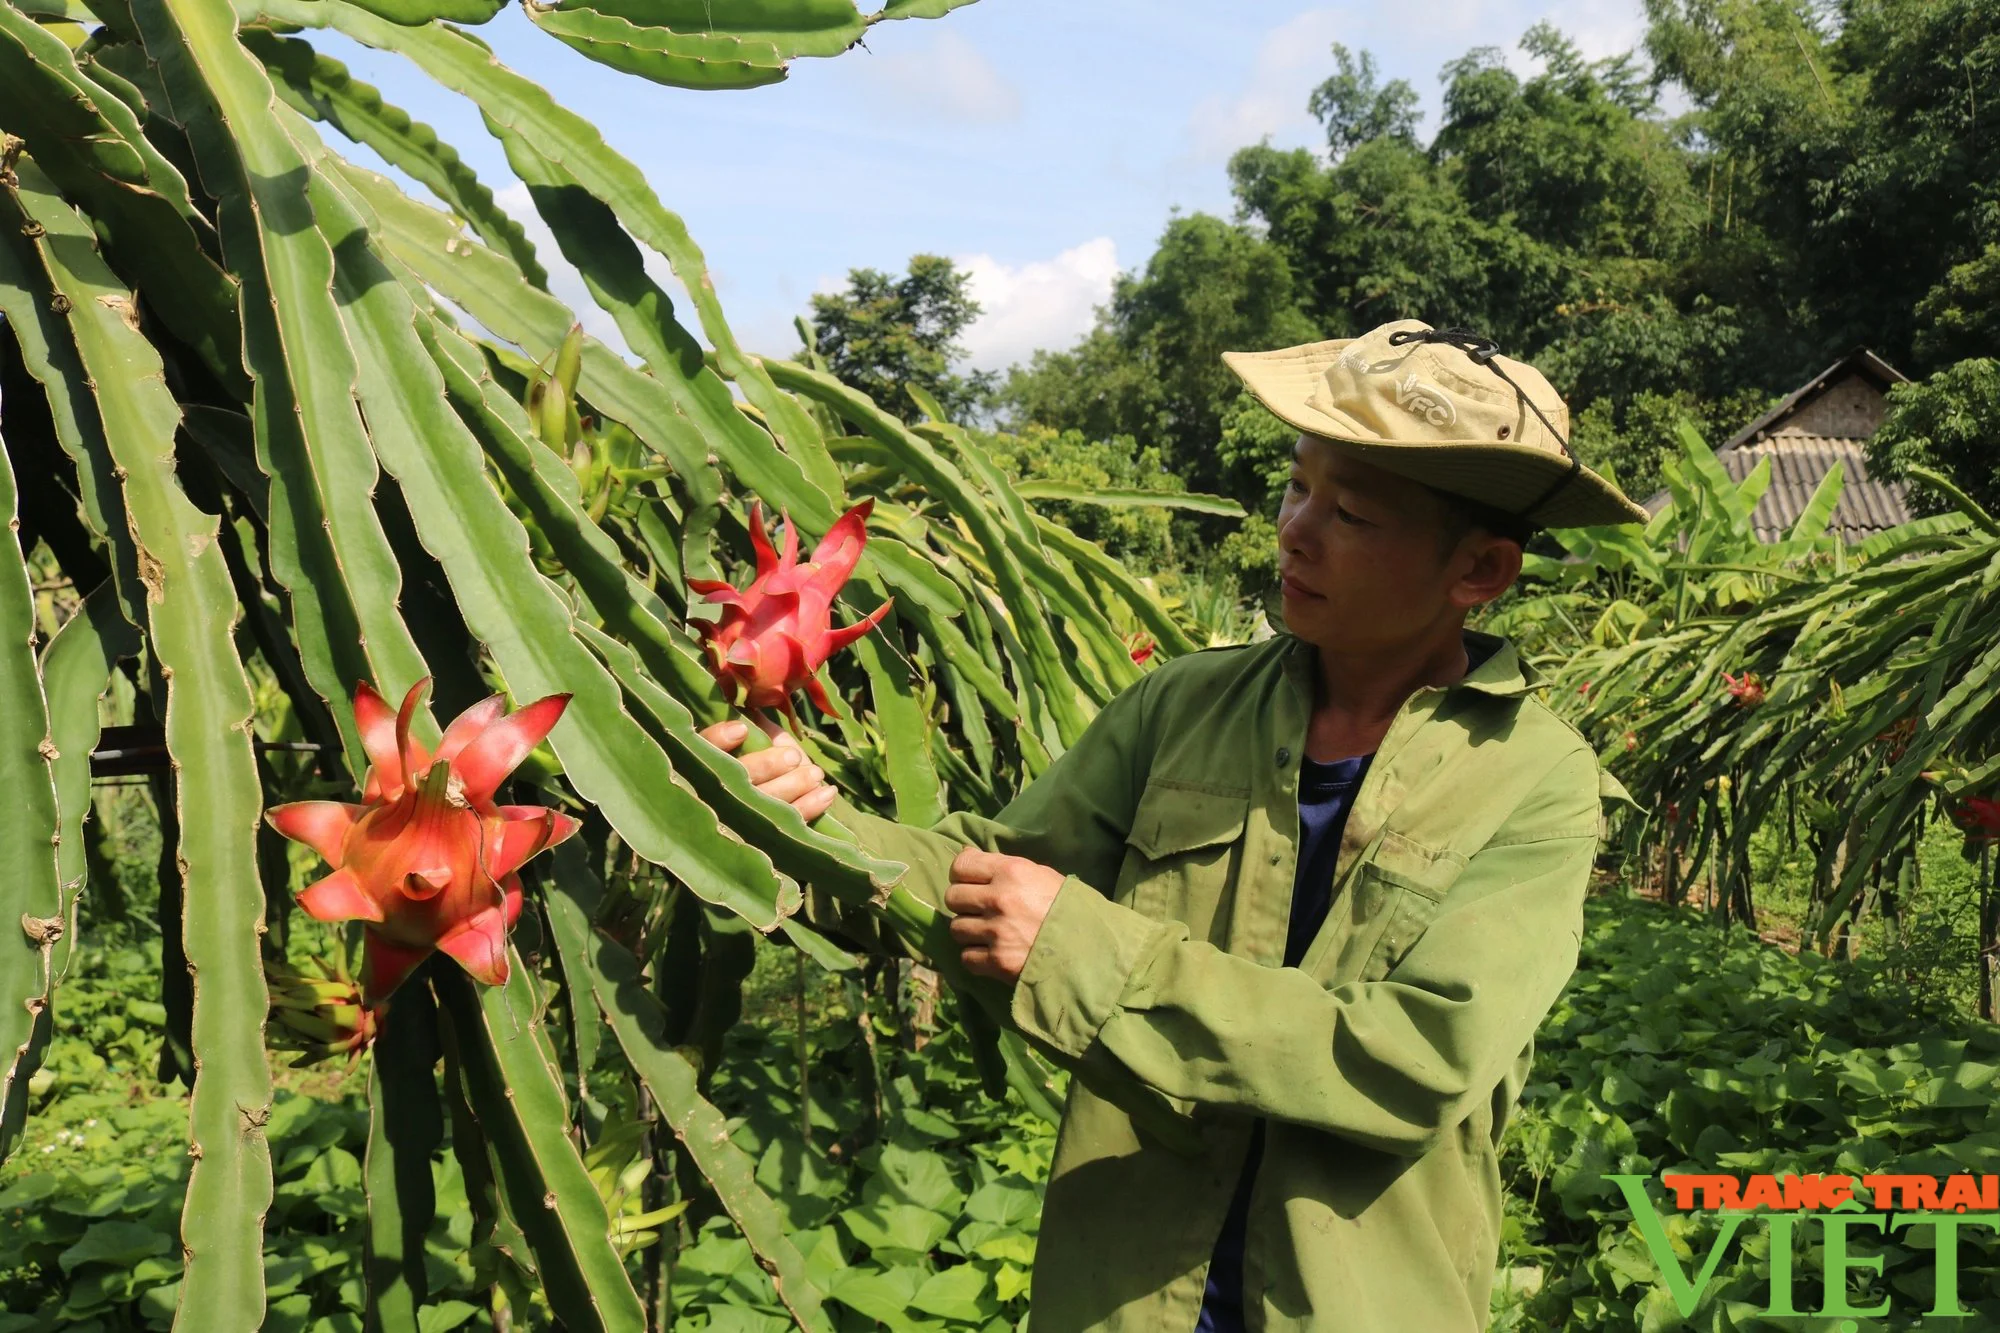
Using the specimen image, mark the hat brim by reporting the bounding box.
[1223,341,1649,529]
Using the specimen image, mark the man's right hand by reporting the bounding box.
[697,716,840,822]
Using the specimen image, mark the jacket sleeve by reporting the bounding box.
[1008,743,1602,1156]
[809,674,1156,937]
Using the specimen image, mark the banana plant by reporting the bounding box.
[0,0,1250,1327]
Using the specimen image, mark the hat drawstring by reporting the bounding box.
[1385,326,1583,521]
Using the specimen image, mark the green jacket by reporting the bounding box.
[829,629,1620,1332]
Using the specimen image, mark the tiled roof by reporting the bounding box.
[1714,437,1913,542]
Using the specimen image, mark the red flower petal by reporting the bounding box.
[401,866,454,901]
[801,671,840,720]
[686,578,745,608]
[436,693,507,766]
[353,681,406,800]
[297,867,385,924]
[361,937,432,1006]
[265,800,366,867]
[804,498,874,592]
[451,693,572,805]
[485,808,572,880]
[436,906,511,986]
[820,598,894,659]
[747,501,781,582]
[394,677,432,785]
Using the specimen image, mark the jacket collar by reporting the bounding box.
[1277,627,1540,701]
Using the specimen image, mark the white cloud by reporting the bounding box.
[865,30,1021,123]
[1183,9,1343,163]
[957,237,1119,372]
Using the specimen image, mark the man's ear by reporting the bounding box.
[1450,532,1523,610]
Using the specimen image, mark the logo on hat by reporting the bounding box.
[1394,373,1456,427]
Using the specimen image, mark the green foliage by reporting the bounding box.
[1912,244,2000,367]
[978,424,1183,568]
[674,961,1055,1331]
[1869,359,2000,521]
[1213,392,1296,518]
[4,927,1054,1333]
[806,255,996,425]
[1499,892,2000,1331]
[1306,43,1420,158]
[1569,384,1774,504]
[0,940,487,1332]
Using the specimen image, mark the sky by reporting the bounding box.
[316,0,1653,375]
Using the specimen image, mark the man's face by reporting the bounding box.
[1274,434,1520,651]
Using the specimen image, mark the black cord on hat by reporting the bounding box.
[1385,326,1583,521]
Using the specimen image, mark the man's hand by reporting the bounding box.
[945,848,1065,982]
[696,716,838,822]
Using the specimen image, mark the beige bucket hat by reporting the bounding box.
[1222,318,1648,528]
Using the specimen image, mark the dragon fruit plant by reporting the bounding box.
[0,0,1256,1322]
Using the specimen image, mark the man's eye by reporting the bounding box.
[1336,504,1367,525]
[1286,476,1307,495]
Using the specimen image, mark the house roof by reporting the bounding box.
[1718,347,1907,453]
[1712,437,1911,541]
[1643,348,1914,542]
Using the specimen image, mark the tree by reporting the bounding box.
[805,254,996,423]
[1869,360,2000,520]
[1308,44,1422,159]
[1000,214,1316,506]
[1008,8,2000,540]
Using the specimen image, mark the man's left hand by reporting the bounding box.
[944,848,1065,983]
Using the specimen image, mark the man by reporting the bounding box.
[701,318,1645,1331]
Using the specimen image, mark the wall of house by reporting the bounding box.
[1765,374,1888,440]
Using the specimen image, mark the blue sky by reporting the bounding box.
[318,0,1651,372]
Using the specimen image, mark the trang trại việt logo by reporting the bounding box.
[1608,1173,2000,1325]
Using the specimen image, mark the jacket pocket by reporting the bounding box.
[1356,832,1464,982]
[1119,780,1249,928]
[1310,830,1464,984]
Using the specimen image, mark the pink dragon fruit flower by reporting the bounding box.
[1721,670,1766,708]
[1953,796,2000,844]
[265,679,580,1005]
[686,498,893,728]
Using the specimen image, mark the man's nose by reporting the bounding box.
[1279,509,1317,557]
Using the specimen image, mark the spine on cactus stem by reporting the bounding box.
[5,151,275,1329]
[0,580,140,1160]
[0,427,63,1164]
